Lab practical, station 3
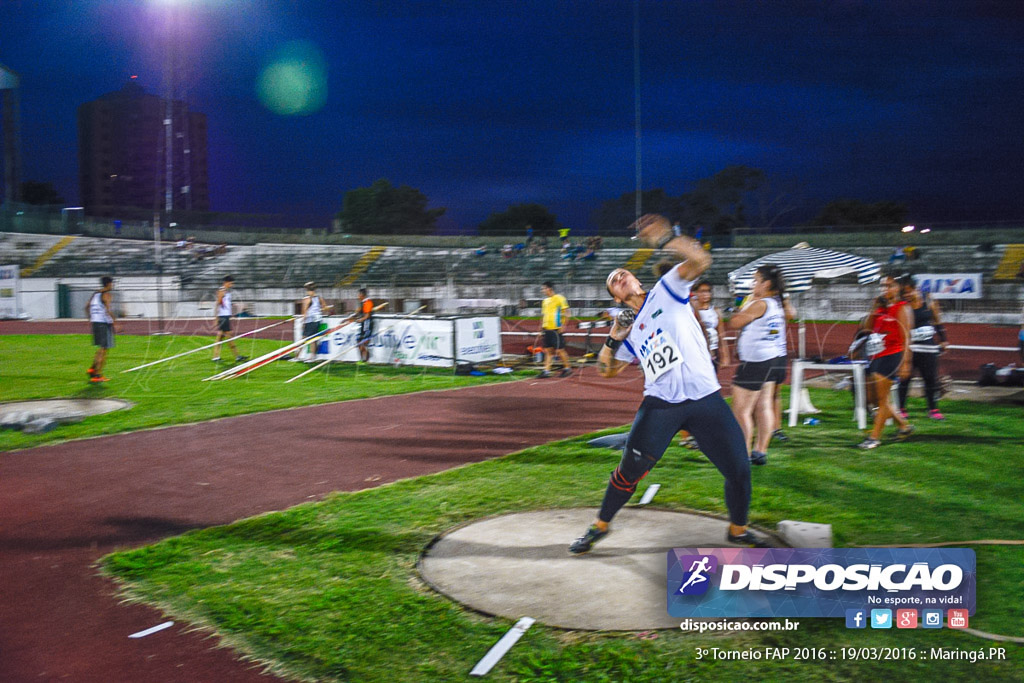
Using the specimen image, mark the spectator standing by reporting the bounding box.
[299,282,332,362]
[539,281,572,378]
[85,276,117,383]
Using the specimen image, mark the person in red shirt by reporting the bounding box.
[858,275,913,449]
[357,288,374,363]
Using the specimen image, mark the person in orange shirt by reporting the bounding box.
[357,288,375,363]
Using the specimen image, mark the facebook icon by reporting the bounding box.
[845,609,867,629]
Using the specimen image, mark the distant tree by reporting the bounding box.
[20,181,64,206]
[336,179,445,234]
[592,188,681,235]
[678,165,766,235]
[478,203,559,236]
[809,199,908,227]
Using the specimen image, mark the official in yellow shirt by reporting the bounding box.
[540,281,572,377]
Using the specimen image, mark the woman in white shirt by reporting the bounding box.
[727,266,788,466]
[568,214,773,555]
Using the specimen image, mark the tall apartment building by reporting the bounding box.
[78,79,209,216]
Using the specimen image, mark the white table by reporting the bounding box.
[788,360,868,430]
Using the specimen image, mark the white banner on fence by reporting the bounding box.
[0,264,20,318]
[913,273,983,300]
[295,315,501,367]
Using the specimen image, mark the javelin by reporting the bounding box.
[203,314,356,381]
[121,317,296,373]
[285,302,399,383]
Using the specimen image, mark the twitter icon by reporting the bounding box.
[870,609,892,629]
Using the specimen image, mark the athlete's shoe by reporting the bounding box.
[929,409,945,421]
[726,530,774,548]
[896,424,915,441]
[87,367,96,378]
[857,437,881,449]
[569,525,610,554]
[680,436,701,450]
[211,356,222,362]
[771,429,789,443]
[559,367,573,377]
[235,355,249,363]
[749,450,768,466]
[538,370,552,378]
[89,375,110,383]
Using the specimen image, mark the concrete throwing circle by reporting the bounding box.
[0,398,132,430]
[419,507,770,631]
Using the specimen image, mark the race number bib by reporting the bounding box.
[911,325,935,343]
[638,329,684,383]
[866,333,886,357]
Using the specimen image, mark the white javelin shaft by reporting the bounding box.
[203,315,355,381]
[122,317,295,373]
[285,302,397,383]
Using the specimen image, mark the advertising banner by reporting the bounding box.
[295,315,501,367]
[0,264,20,318]
[912,273,983,300]
[668,547,975,618]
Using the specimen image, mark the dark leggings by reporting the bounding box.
[897,352,940,411]
[598,391,752,526]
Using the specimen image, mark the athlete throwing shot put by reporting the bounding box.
[569,214,772,554]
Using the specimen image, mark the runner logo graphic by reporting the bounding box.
[676,555,718,595]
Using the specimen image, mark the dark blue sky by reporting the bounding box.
[2,0,1023,232]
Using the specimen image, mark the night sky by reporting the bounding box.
[2,0,1023,233]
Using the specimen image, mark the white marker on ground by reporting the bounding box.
[637,483,660,505]
[469,617,535,677]
[128,621,173,638]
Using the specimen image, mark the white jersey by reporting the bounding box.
[305,295,322,323]
[614,268,720,403]
[697,306,720,350]
[217,289,233,317]
[89,291,113,323]
[736,296,787,362]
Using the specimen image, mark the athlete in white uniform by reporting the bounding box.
[693,280,730,368]
[568,214,772,554]
[299,281,332,361]
[85,276,117,382]
[212,275,246,363]
[727,266,788,465]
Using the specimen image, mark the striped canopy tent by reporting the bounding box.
[727,243,881,296]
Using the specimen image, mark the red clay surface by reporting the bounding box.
[1,317,1017,682]
[1,366,642,682]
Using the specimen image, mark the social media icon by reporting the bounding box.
[870,609,892,629]
[948,609,969,629]
[845,609,867,629]
[896,609,918,629]
[922,609,943,628]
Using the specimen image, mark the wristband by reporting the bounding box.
[655,233,675,249]
[604,336,623,351]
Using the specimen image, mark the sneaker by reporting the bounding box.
[929,409,945,421]
[680,436,701,450]
[87,367,96,377]
[538,370,552,378]
[559,367,573,377]
[896,424,915,441]
[771,429,789,443]
[235,355,249,363]
[857,437,881,449]
[569,525,610,554]
[726,530,775,548]
[749,450,768,466]
[89,375,110,383]
[211,357,222,362]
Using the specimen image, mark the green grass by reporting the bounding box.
[0,334,519,451]
[101,390,1024,682]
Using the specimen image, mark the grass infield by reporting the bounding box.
[101,390,1024,682]
[0,334,518,451]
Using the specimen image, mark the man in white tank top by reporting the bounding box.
[568,214,773,555]
[85,276,117,382]
[212,276,247,363]
[298,281,332,361]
